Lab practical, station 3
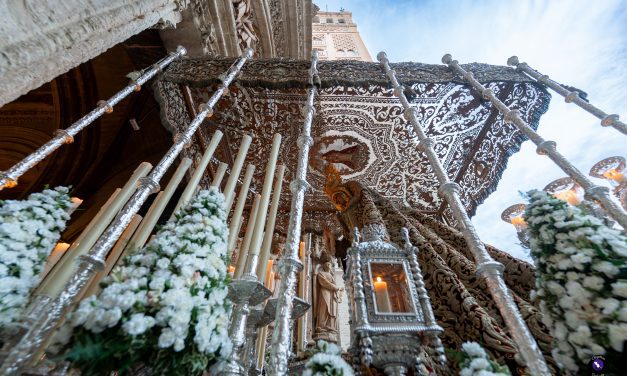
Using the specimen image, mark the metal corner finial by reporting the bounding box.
[507,56,519,66]
[376,51,388,62]
[400,227,411,247]
[361,223,387,242]
[244,48,255,58]
[176,45,187,56]
[441,53,453,64]
[311,49,319,59]
[352,227,361,246]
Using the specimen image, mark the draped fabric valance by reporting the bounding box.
[163,58,542,89]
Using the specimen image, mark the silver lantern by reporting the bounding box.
[345,224,446,376]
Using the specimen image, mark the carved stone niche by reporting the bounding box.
[159,0,313,59]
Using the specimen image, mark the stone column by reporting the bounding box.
[0,0,187,107]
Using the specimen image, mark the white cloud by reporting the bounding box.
[321,0,627,261]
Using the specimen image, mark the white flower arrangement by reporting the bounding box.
[302,340,353,376]
[59,188,232,375]
[458,342,510,376]
[525,190,627,373]
[0,186,72,329]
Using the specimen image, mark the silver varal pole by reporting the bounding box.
[443,54,627,230]
[267,50,319,375]
[378,52,551,375]
[0,46,187,191]
[507,56,627,135]
[0,48,254,375]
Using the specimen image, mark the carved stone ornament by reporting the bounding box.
[190,0,218,56]
[232,0,258,53]
[0,0,188,107]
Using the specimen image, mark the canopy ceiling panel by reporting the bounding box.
[155,58,550,233]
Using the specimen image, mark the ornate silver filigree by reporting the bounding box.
[220,279,272,376]
[360,223,388,242]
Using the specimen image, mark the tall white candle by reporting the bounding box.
[256,326,269,370]
[244,134,282,276]
[256,165,285,281]
[211,162,228,188]
[81,214,143,298]
[298,242,305,299]
[264,260,274,288]
[39,162,152,298]
[268,270,276,291]
[373,276,392,313]
[223,135,252,211]
[234,194,260,279]
[34,189,121,295]
[41,242,70,279]
[227,164,255,258]
[172,130,223,215]
[128,158,191,250]
[297,241,310,353]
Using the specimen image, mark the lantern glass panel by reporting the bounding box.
[369,262,413,314]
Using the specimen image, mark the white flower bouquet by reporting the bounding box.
[0,186,72,330]
[525,190,627,373]
[59,188,232,375]
[457,342,510,376]
[302,340,353,376]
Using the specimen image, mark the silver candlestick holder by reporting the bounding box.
[257,297,310,328]
[220,278,271,376]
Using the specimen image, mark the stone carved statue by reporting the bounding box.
[313,261,343,343]
[232,0,258,52]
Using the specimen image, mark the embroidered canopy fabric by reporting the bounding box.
[155,58,550,233]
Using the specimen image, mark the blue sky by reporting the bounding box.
[320,0,627,260]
